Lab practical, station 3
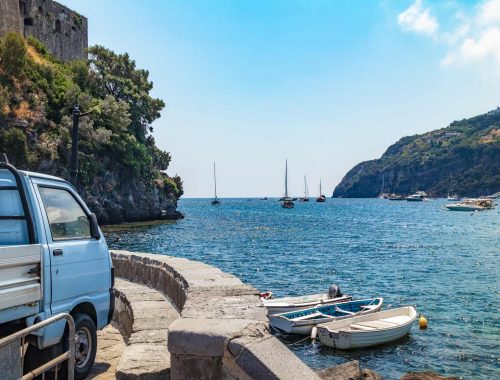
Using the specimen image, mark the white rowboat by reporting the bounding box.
[317,306,417,349]
[269,298,383,335]
[263,293,352,315]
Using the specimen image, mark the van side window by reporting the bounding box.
[38,187,91,240]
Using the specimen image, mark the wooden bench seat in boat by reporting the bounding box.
[293,312,326,321]
[380,316,409,324]
[352,320,396,329]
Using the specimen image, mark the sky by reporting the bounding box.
[61,0,500,198]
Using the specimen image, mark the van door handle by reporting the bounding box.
[53,249,63,256]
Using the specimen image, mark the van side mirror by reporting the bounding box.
[89,213,100,239]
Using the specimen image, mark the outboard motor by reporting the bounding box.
[328,284,342,298]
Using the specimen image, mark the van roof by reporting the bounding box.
[20,170,68,183]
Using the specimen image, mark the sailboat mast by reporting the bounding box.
[381,174,385,194]
[304,175,308,198]
[319,179,322,196]
[285,159,288,198]
[213,162,217,198]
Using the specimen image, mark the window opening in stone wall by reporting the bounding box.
[24,17,33,27]
[19,1,26,16]
[55,19,62,33]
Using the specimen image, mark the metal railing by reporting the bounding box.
[0,313,75,380]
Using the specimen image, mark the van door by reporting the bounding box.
[35,185,109,316]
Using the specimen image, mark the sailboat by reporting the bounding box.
[211,162,221,205]
[378,174,388,199]
[447,175,459,201]
[282,160,294,208]
[316,179,326,202]
[300,175,309,202]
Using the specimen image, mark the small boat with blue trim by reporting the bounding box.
[269,297,383,335]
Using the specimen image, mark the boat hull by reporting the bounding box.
[270,298,383,335]
[317,306,416,349]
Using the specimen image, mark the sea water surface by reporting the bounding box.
[105,198,500,379]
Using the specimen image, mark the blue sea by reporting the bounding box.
[105,198,500,380]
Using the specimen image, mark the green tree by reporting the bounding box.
[87,46,165,142]
[0,33,27,78]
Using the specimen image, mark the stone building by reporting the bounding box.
[0,0,88,61]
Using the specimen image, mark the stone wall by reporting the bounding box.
[0,0,88,61]
[111,250,321,380]
[0,0,22,37]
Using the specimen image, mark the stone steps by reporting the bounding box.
[113,278,180,380]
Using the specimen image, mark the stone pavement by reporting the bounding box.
[86,324,125,380]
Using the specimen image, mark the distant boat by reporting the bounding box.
[388,193,404,201]
[317,306,417,350]
[378,174,388,199]
[300,175,309,202]
[405,191,427,202]
[445,198,494,211]
[260,197,268,200]
[211,162,220,206]
[282,159,294,208]
[316,179,326,202]
[447,175,460,201]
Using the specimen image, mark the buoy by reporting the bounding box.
[311,326,318,340]
[419,314,428,330]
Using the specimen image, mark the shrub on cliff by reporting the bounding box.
[0,33,182,222]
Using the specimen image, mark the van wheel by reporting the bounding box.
[71,313,97,379]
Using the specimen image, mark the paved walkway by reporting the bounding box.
[85,324,125,380]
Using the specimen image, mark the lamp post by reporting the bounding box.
[70,103,80,186]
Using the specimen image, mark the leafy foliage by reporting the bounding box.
[0,33,181,204]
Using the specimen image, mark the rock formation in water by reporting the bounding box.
[333,109,500,198]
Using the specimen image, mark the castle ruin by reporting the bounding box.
[0,0,88,61]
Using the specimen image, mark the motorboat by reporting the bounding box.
[405,191,427,202]
[445,198,494,211]
[317,306,417,349]
[263,284,351,315]
[269,298,383,335]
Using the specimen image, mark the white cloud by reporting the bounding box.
[477,0,500,24]
[397,0,439,36]
[398,0,500,70]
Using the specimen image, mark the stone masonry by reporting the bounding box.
[111,250,321,380]
[0,0,88,61]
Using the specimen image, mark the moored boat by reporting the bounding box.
[388,193,404,201]
[317,306,417,349]
[211,162,221,205]
[316,179,326,202]
[263,284,351,315]
[405,191,427,202]
[445,198,494,211]
[269,297,383,335]
[281,159,294,208]
[299,175,310,202]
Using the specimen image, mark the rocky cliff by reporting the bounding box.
[0,33,183,223]
[333,110,500,198]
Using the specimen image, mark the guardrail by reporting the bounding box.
[0,313,75,380]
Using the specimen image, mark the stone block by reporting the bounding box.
[116,344,170,380]
[235,336,321,380]
[168,318,256,357]
[170,354,223,380]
